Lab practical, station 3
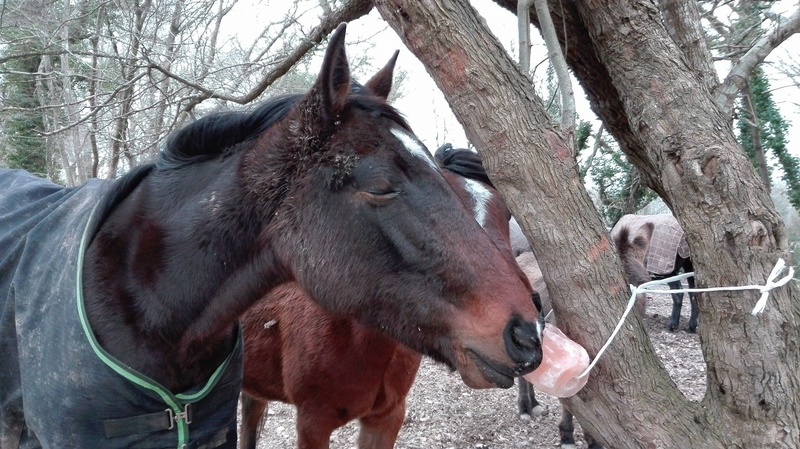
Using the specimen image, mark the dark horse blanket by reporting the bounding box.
[1,169,241,449]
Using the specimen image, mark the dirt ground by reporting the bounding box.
[252,291,705,448]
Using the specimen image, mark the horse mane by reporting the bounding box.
[158,94,303,169]
[158,89,410,170]
[435,144,494,188]
[89,164,155,241]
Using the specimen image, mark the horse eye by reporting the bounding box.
[364,189,401,202]
[352,161,400,202]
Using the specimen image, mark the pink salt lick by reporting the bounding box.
[523,324,590,398]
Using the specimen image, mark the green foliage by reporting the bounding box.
[736,66,800,210]
[584,127,655,226]
[575,120,592,153]
[0,3,63,181]
[0,49,52,178]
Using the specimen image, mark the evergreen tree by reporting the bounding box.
[1,46,53,178]
[737,66,800,210]
[0,3,61,182]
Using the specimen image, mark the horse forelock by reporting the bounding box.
[437,148,494,188]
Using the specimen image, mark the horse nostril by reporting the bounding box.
[504,317,543,373]
[512,324,540,350]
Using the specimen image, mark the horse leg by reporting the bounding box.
[667,279,684,332]
[240,392,268,449]
[558,407,577,448]
[357,402,407,449]
[583,428,604,449]
[517,378,547,419]
[296,408,337,449]
[559,407,604,449]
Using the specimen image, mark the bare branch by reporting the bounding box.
[533,0,575,141]
[714,6,800,115]
[517,0,534,72]
[167,0,374,113]
[579,123,604,178]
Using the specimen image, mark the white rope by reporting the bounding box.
[575,258,795,379]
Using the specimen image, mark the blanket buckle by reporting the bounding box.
[166,404,192,429]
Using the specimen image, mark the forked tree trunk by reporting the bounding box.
[375,0,800,447]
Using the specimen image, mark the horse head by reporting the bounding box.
[251,24,541,388]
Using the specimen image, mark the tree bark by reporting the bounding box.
[376,0,800,447]
[658,0,717,92]
[376,0,696,446]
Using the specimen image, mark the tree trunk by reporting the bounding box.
[375,0,800,447]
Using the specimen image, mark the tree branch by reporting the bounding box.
[517,0,534,72]
[151,0,374,113]
[714,6,800,115]
[533,0,575,141]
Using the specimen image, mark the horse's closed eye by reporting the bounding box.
[362,190,401,204]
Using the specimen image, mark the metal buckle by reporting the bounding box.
[166,404,192,430]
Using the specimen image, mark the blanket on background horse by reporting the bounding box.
[0,169,241,449]
[611,213,690,275]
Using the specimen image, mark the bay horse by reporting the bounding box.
[611,214,697,332]
[512,222,653,449]
[238,140,537,449]
[0,24,543,449]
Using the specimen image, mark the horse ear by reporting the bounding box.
[307,23,351,120]
[364,50,399,100]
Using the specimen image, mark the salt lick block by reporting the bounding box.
[523,324,590,398]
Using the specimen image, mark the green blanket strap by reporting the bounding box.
[76,204,240,448]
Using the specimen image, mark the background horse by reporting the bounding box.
[611,214,697,332]
[511,220,653,449]
[0,24,543,449]
[240,145,525,449]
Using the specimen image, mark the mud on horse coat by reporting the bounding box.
[0,170,242,449]
[0,23,544,449]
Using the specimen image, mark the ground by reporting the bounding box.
[253,292,705,448]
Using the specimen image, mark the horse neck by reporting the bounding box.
[83,157,291,390]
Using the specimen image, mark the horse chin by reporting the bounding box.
[456,349,516,389]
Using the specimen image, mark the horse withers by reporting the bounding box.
[0,23,542,449]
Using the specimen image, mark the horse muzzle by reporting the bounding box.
[503,314,544,375]
[455,315,544,389]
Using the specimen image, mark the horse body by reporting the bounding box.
[611,214,697,332]
[1,24,542,449]
[240,285,421,449]
[239,146,529,449]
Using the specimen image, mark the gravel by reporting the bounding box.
[253,291,705,448]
